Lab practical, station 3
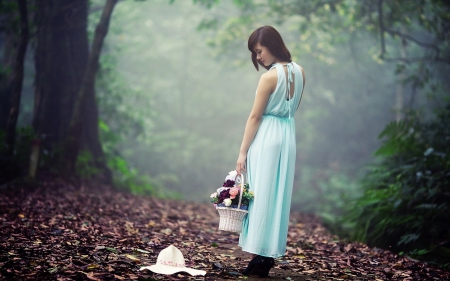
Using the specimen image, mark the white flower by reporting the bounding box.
[217,187,229,194]
[225,170,238,181]
[223,198,232,207]
[210,192,217,198]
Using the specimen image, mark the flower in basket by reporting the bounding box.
[210,171,254,209]
[225,170,238,182]
[223,198,232,207]
[229,187,239,199]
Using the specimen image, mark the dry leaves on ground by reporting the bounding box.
[0,178,449,280]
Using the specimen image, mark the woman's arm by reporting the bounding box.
[236,70,277,174]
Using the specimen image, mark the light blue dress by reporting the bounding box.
[239,62,304,258]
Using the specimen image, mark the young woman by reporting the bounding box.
[236,26,305,277]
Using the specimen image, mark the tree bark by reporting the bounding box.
[395,38,406,122]
[4,0,29,157]
[0,17,17,132]
[378,0,386,58]
[82,82,113,184]
[63,0,117,178]
[32,1,94,177]
[33,1,89,156]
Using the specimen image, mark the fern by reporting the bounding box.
[338,103,450,267]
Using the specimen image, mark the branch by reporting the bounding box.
[64,0,118,175]
[378,0,386,58]
[288,0,344,19]
[379,28,448,64]
[383,27,438,50]
[382,56,450,64]
[4,0,29,157]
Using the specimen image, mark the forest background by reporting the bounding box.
[1,0,449,267]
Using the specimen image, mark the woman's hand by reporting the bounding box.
[236,152,247,175]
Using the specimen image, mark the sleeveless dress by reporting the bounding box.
[238,62,304,258]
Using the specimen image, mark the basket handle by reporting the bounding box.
[235,172,245,209]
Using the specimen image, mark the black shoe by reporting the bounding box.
[242,255,261,276]
[242,255,275,277]
[250,257,275,277]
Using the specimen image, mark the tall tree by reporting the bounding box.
[4,0,29,157]
[32,0,112,182]
[32,0,89,163]
[0,1,18,132]
[63,0,118,179]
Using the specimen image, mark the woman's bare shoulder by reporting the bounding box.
[295,63,305,75]
[260,67,278,84]
[257,67,278,94]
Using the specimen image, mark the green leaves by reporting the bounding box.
[339,103,450,266]
[106,247,118,253]
[192,0,220,9]
[375,120,418,157]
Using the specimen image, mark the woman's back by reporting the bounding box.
[263,62,304,118]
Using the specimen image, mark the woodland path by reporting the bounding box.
[0,178,449,280]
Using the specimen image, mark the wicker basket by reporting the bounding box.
[216,173,248,233]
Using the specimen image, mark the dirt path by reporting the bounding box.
[0,179,448,280]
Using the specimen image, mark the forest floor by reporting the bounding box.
[1,177,449,281]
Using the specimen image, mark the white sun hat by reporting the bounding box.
[139,245,206,276]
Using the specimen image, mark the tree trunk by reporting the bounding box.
[63,0,117,178]
[4,0,29,157]
[82,84,113,184]
[32,0,89,173]
[395,38,407,122]
[0,17,17,132]
[33,1,84,153]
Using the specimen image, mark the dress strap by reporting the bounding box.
[285,62,294,119]
[271,62,295,118]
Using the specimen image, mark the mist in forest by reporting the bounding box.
[99,0,387,210]
[2,0,448,267]
[12,0,445,214]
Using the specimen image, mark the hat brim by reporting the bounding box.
[140,264,206,276]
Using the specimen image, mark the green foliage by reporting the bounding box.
[12,126,34,168]
[315,173,361,229]
[374,120,418,156]
[98,114,174,198]
[211,182,253,206]
[0,1,20,33]
[191,0,219,9]
[226,183,253,206]
[107,153,150,195]
[92,17,168,197]
[75,150,102,180]
[339,104,450,267]
[292,168,361,226]
[106,153,181,199]
[0,126,42,182]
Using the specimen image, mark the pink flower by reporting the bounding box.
[229,187,239,199]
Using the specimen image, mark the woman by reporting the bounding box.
[236,26,305,277]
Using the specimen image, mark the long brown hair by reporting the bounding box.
[248,26,292,71]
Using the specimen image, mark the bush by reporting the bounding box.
[292,167,361,215]
[75,149,103,180]
[339,104,450,267]
[0,126,35,183]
